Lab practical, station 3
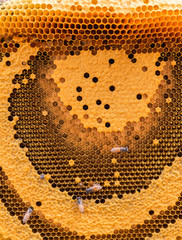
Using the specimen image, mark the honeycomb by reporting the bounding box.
[0,0,182,239]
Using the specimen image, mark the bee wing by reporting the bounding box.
[22,214,28,223]
[97,185,102,190]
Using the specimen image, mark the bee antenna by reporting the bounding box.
[112,138,119,146]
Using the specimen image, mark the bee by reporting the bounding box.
[111,146,128,153]
[40,173,51,181]
[77,197,84,213]
[111,139,129,153]
[23,207,33,224]
[40,174,45,179]
[85,183,102,194]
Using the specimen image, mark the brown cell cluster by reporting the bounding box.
[0,166,182,239]
[1,0,182,239]
[7,46,182,203]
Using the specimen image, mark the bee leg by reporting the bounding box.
[72,204,78,209]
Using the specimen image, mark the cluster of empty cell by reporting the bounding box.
[0,2,182,41]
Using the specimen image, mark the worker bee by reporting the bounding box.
[85,183,102,194]
[77,197,84,213]
[111,146,129,153]
[40,173,45,179]
[111,139,129,153]
[23,207,33,224]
